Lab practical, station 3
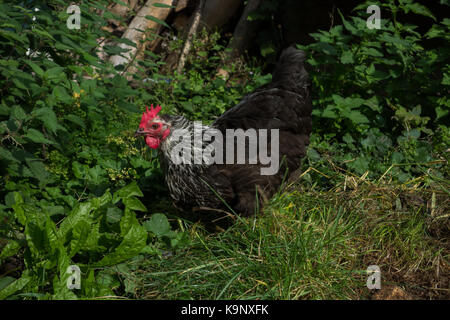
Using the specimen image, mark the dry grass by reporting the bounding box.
[119,160,449,300]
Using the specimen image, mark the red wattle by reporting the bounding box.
[145,136,160,149]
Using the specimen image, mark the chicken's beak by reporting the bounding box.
[135,127,145,137]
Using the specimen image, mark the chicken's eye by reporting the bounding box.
[151,123,160,130]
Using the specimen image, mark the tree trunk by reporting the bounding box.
[109,0,174,70]
[227,0,262,58]
[201,0,241,31]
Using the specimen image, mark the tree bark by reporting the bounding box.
[109,0,174,70]
[176,0,205,74]
[175,0,190,12]
[97,0,138,62]
[108,0,138,29]
[227,0,262,58]
[201,0,241,31]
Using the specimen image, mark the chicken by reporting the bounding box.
[135,47,312,217]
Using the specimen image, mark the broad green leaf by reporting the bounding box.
[12,78,28,90]
[0,240,21,259]
[403,3,436,21]
[143,213,171,237]
[64,114,86,128]
[347,156,370,175]
[10,105,27,121]
[32,28,56,40]
[58,202,93,239]
[363,96,382,112]
[0,277,16,291]
[69,220,91,257]
[391,151,405,164]
[52,247,78,300]
[91,190,112,209]
[122,197,147,212]
[24,60,44,76]
[340,51,354,64]
[26,159,51,186]
[95,219,147,267]
[0,148,19,163]
[338,9,358,34]
[361,47,384,57]
[52,86,72,104]
[87,165,106,185]
[0,29,28,44]
[44,67,65,82]
[436,106,449,120]
[119,208,139,237]
[442,72,450,85]
[82,223,103,252]
[44,216,61,252]
[106,207,123,224]
[321,106,338,119]
[32,107,60,134]
[72,161,89,180]
[113,181,144,203]
[347,110,370,124]
[414,146,432,163]
[0,274,31,300]
[25,221,47,256]
[25,128,56,145]
[12,192,26,226]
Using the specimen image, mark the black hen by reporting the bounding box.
[136,47,312,217]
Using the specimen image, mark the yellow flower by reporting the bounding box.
[286,202,294,209]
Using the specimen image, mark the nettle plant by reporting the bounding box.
[1,1,145,193]
[300,0,449,181]
[0,1,187,298]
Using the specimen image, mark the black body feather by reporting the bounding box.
[158,47,312,217]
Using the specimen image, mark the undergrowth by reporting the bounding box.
[120,170,450,300]
[0,0,448,299]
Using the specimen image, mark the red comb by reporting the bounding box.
[139,104,161,128]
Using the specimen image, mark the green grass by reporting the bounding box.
[117,174,449,300]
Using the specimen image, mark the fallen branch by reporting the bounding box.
[176,0,205,74]
[109,0,174,71]
[107,0,138,30]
